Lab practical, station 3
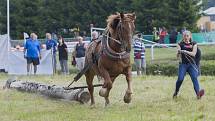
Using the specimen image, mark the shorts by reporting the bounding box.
[27,57,40,65]
[134,59,146,69]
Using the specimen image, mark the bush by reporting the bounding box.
[202,53,215,60]
[132,60,215,76]
[201,60,215,75]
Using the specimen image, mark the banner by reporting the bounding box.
[0,34,9,72]
[8,49,53,75]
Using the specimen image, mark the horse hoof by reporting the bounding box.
[99,88,108,97]
[123,93,132,103]
[90,104,95,109]
[105,102,110,107]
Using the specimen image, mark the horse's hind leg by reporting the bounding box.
[85,70,95,105]
[124,67,133,103]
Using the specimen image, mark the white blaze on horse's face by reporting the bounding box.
[123,13,136,52]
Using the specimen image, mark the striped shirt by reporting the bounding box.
[133,38,145,59]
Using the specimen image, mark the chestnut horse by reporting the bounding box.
[85,12,136,106]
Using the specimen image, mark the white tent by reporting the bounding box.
[204,7,215,15]
[0,34,54,75]
[0,34,9,72]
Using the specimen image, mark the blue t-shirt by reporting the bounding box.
[46,39,57,53]
[24,38,41,58]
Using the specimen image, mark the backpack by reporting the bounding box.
[195,47,201,65]
[192,42,201,65]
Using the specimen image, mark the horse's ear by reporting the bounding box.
[111,18,120,30]
[120,13,124,19]
[131,12,136,20]
[116,12,120,15]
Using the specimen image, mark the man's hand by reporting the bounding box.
[178,50,186,54]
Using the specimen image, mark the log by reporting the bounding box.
[4,78,90,104]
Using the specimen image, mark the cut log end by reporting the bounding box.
[78,91,91,104]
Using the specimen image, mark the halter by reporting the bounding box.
[101,29,130,59]
[100,16,134,59]
[104,34,122,45]
[116,19,134,52]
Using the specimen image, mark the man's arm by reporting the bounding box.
[38,42,42,59]
[24,48,26,58]
[45,40,50,50]
[64,44,68,53]
[176,44,181,59]
[24,41,27,58]
[54,40,58,51]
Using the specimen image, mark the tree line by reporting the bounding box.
[0,0,207,39]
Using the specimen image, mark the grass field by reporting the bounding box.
[143,44,215,64]
[0,73,215,121]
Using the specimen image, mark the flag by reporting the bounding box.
[23,32,29,44]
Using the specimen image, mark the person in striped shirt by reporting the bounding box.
[133,32,146,75]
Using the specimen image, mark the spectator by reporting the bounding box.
[75,36,87,71]
[91,31,99,41]
[181,27,186,34]
[200,24,205,33]
[133,32,146,75]
[58,36,69,74]
[169,27,178,44]
[158,27,168,44]
[24,33,41,75]
[45,33,57,73]
[15,45,21,50]
[173,30,204,99]
[152,27,160,42]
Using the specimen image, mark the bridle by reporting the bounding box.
[101,30,130,60]
[100,15,135,60]
[105,18,134,52]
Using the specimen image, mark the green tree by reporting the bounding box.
[0,0,205,39]
[132,0,169,34]
[168,0,203,32]
[0,0,7,35]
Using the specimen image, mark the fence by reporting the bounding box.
[143,31,215,44]
[9,29,215,62]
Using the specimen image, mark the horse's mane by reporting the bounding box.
[106,13,135,34]
[106,13,120,34]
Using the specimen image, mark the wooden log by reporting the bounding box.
[4,78,90,104]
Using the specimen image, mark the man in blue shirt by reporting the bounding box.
[24,33,41,75]
[45,33,57,73]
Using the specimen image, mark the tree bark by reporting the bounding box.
[4,78,90,104]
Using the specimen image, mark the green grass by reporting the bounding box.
[0,74,215,121]
[142,45,215,64]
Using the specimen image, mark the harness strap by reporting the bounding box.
[101,29,130,59]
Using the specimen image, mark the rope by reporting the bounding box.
[180,51,199,73]
[104,34,122,45]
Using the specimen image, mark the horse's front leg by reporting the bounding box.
[98,66,112,106]
[124,67,133,103]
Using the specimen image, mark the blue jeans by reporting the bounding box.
[53,53,57,73]
[59,60,69,74]
[175,63,200,95]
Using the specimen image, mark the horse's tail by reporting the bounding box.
[73,63,92,82]
[73,39,102,82]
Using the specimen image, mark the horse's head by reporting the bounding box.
[107,12,136,52]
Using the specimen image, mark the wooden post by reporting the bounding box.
[4,78,90,104]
